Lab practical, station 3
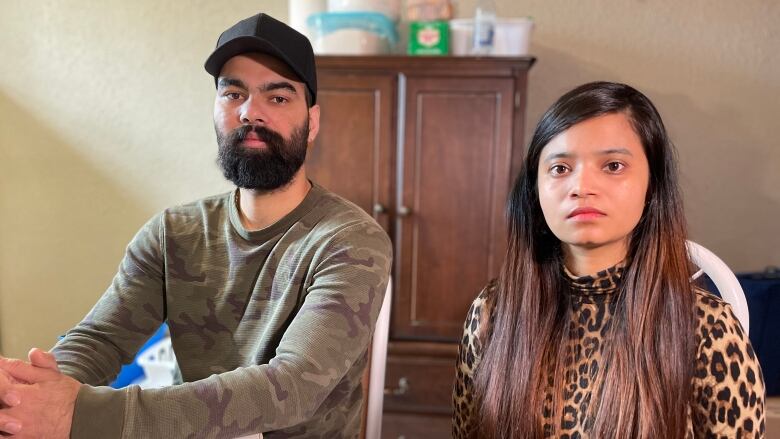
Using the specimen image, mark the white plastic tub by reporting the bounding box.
[308,11,398,55]
[450,17,534,56]
[327,0,401,21]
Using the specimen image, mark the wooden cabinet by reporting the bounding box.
[309,56,534,438]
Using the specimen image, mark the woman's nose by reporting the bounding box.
[569,168,597,198]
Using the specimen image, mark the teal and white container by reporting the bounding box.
[308,12,399,55]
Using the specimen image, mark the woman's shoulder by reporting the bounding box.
[693,286,729,310]
[692,287,746,336]
[471,279,497,312]
[470,279,498,324]
[461,280,499,351]
[692,287,750,342]
[691,286,759,383]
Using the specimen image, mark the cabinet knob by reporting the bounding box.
[397,206,412,217]
[384,377,409,396]
[373,203,387,214]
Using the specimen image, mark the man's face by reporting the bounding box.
[213,53,320,191]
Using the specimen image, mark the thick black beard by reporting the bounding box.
[216,121,308,191]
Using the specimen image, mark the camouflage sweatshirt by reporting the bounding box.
[51,183,393,438]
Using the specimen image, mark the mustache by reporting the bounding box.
[225,125,284,147]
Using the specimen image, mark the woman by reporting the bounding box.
[452,82,765,438]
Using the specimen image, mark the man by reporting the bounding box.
[0,12,392,438]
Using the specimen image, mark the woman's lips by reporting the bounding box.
[567,207,606,220]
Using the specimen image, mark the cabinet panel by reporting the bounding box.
[394,77,515,341]
[381,412,451,439]
[307,73,395,231]
[383,351,455,415]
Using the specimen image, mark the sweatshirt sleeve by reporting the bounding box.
[70,220,392,438]
[51,213,166,385]
[691,299,766,438]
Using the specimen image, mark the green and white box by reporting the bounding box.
[408,20,449,55]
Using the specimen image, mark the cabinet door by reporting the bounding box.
[394,76,515,341]
[382,413,452,439]
[307,73,395,231]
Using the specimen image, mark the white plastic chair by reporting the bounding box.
[136,337,177,389]
[364,279,392,439]
[687,240,749,335]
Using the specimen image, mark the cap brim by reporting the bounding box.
[204,36,312,98]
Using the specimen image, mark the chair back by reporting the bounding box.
[364,279,392,439]
[687,240,749,334]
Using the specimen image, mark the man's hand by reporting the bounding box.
[0,349,80,438]
[0,363,24,435]
[27,348,59,372]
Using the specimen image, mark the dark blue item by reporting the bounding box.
[738,270,780,396]
[700,269,780,395]
[109,323,168,388]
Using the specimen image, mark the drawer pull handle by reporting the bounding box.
[384,377,409,396]
[373,203,387,214]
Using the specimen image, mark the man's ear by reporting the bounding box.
[307,104,320,145]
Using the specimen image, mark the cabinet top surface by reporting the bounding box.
[315,55,535,75]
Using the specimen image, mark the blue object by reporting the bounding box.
[109,323,169,388]
[701,270,780,395]
[307,12,399,45]
[737,271,780,396]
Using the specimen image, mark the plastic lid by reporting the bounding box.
[307,11,399,44]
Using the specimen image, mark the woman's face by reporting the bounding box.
[537,112,650,258]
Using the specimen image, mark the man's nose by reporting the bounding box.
[240,96,267,125]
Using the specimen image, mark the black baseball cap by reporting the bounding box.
[204,13,317,105]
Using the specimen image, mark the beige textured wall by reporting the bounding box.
[0,1,286,358]
[0,1,777,358]
[460,0,780,274]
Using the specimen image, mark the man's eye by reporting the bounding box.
[271,96,288,104]
[224,92,242,100]
[605,161,625,173]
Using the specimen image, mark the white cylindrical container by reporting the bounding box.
[289,0,328,40]
[494,17,534,56]
[308,11,398,55]
[471,0,496,54]
[450,17,534,56]
[327,0,401,21]
[449,19,473,56]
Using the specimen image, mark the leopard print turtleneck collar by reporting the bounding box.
[563,263,624,301]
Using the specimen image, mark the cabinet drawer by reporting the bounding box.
[381,412,451,439]
[383,353,455,414]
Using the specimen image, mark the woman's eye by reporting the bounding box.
[605,162,625,173]
[550,164,569,175]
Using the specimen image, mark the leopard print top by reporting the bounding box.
[452,265,766,438]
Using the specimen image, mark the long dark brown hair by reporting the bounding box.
[475,82,696,438]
